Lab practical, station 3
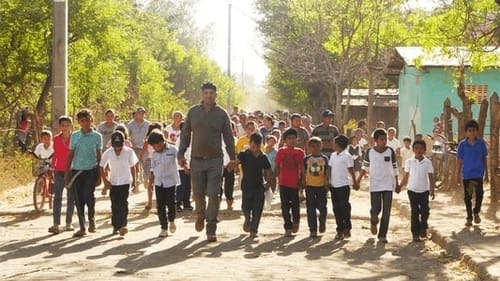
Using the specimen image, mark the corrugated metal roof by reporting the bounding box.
[395,46,500,67]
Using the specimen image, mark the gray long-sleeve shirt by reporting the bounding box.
[178,103,235,161]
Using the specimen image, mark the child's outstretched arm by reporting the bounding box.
[428,173,436,200]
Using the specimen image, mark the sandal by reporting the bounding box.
[73,229,86,238]
[48,225,60,234]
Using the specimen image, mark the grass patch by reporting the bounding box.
[0,151,34,193]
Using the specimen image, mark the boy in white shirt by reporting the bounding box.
[398,139,435,242]
[327,135,359,240]
[356,129,399,243]
[34,130,54,159]
[147,129,180,238]
[99,131,138,236]
[400,136,413,174]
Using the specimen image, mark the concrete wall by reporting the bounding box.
[398,67,500,139]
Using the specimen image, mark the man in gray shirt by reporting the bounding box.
[178,82,236,242]
[311,109,339,157]
[97,109,119,150]
[127,106,151,190]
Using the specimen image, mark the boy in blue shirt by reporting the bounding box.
[456,120,489,227]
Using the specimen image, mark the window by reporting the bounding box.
[465,85,488,104]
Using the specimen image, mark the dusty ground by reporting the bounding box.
[0,182,479,281]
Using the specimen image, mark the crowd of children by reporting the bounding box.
[36,105,489,244]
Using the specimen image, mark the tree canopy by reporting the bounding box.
[0,0,243,148]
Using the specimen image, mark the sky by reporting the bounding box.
[194,0,267,88]
[193,0,441,91]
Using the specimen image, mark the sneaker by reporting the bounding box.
[249,232,258,238]
[292,223,300,233]
[335,233,344,241]
[119,227,128,236]
[309,231,318,238]
[207,234,217,242]
[48,225,60,235]
[343,229,351,238]
[378,237,388,243]
[412,236,422,242]
[195,214,205,232]
[319,221,326,233]
[473,213,481,224]
[465,219,473,227]
[73,229,86,238]
[370,223,378,235]
[243,220,250,233]
[65,224,74,231]
[169,221,176,234]
[158,229,168,238]
[112,229,119,235]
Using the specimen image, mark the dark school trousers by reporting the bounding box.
[156,185,176,229]
[279,186,300,230]
[407,190,430,236]
[71,168,98,230]
[305,186,327,232]
[330,185,351,233]
[241,186,265,233]
[370,191,393,239]
[110,184,130,230]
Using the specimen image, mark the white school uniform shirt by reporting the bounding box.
[150,144,180,188]
[34,143,54,159]
[387,138,401,151]
[100,146,138,186]
[362,146,398,192]
[328,150,354,188]
[400,147,413,169]
[404,156,434,193]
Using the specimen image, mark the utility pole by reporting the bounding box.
[51,0,68,132]
[226,2,232,111]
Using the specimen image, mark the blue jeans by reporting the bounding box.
[306,187,327,232]
[52,171,75,225]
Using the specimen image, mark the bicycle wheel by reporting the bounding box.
[33,177,46,211]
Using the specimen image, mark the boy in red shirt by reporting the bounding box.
[275,128,305,237]
[49,116,75,234]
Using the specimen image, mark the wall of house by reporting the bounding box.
[398,67,500,140]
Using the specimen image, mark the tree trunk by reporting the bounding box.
[477,98,488,138]
[33,69,52,143]
[443,98,453,141]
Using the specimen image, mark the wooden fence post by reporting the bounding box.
[478,99,488,139]
[490,92,499,202]
[443,98,453,141]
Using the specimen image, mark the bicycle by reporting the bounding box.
[30,151,54,212]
